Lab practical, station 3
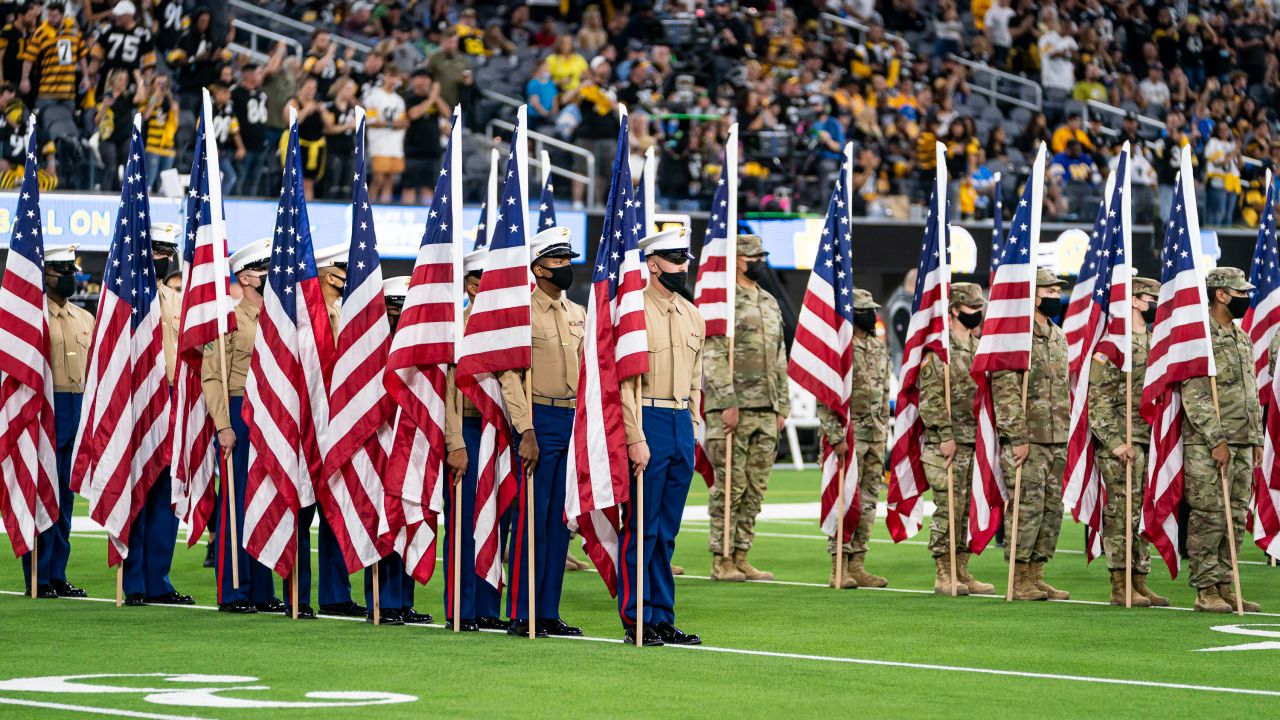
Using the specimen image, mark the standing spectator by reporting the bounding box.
[168,8,225,114]
[90,1,157,97]
[576,5,609,57]
[1037,7,1077,123]
[425,30,469,108]
[526,57,559,134]
[261,43,295,186]
[96,68,134,191]
[231,63,269,197]
[1138,63,1170,110]
[932,3,964,66]
[321,76,359,199]
[363,66,407,203]
[1151,109,1189,221]
[400,69,446,205]
[303,29,347,98]
[564,56,617,207]
[1177,15,1211,90]
[284,75,326,200]
[505,3,536,50]
[352,49,386,99]
[984,0,1016,67]
[209,82,243,196]
[137,71,178,191]
[546,35,588,93]
[20,1,87,142]
[1232,7,1270,86]
[151,0,185,55]
[1204,121,1240,227]
[0,2,43,89]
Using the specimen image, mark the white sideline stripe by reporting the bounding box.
[3,593,1279,699]
[0,697,214,720]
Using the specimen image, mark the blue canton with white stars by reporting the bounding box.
[106,123,158,326]
[995,170,1036,278]
[345,116,380,297]
[490,125,527,253]
[1159,178,1196,283]
[1088,152,1128,308]
[1249,178,1278,308]
[703,164,729,256]
[270,121,319,321]
[9,124,44,275]
[592,122,639,299]
[911,185,949,314]
[990,174,1003,276]
[183,115,217,265]
[815,164,855,322]
[538,171,556,230]
[418,116,455,252]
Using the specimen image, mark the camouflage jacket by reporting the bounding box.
[992,318,1069,445]
[918,330,978,445]
[850,330,890,442]
[704,284,790,439]
[1088,330,1151,451]
[1183,318,1263,447]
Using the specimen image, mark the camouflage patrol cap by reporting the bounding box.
[1035,267,1068,287]
[853,288,880,310]
[1132,276,1160,297]
[951,282,985,307]
[736,234,768,257]
[1204,266,1255,292]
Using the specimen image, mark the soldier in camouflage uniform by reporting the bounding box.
[705,235,790,582]
[994,268,1070,601]
[1184,267,1263,613]
[1087,276,1168,608]
[821,288,890,588]
[918,282,994,596]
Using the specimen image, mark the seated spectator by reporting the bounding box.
[1050,139,1100,218]
[526,58,559,134]
[547,35,588,93]
[1072,63,1108,103]
[1051,113,1094,154]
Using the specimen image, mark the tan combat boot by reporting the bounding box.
[1194,586,1232,613]
[1029,560,1070,600]
[711,554,745,582]
[1132,573,1169,607]
[1011,563,1048,600]
[733,549,774,581]
[847,553,888,588]
[933,557,970,596]
[828,554,858,588]
[956,552,995,595]
[1108,570,1152,607]
[1216,583,1261,612]
[671,564,685,576]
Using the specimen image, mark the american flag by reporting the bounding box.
[1140,145,1214,578]
[886,142,950,542]
[1062,147,1131,563]
[693,123,738,338]
[538,149,556,230]
[968,143,1046,555]
[1249,474,1280,560]
[318,107,395,574]
[385,108,463,584]
[564,107,647,596]
[1243,171,1279,405]
[788,146,858,544]
[989,172,1003,285]
[0,120,58,559]
[242,108,336,578]
[456,105,532,589]
[170,91,236,547]
[70,115,170,565]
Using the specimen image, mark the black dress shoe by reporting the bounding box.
[623,625,664,647]
[507,619,549,638]
[202,542,216,568]
[218,600,257,614]
[319,601,366,617]
[146,591,194,605]
[124,593,147,606]
[539,618,583,637]
[50,579,87,598]
[653,622,701,645]
[445,618,479,632]
[475,616,506,630]
[401,607,432,624]
[255,598,287,614]
[367,609,404,625]
[32,584,59,599]
[284,604,317,619]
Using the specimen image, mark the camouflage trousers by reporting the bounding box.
[923,442,975,557]
[1001,442,1066,564]
[707,409,778,554]
[827,438,884,556]
[1184,443,1252,590]
[1097,443,1151,574]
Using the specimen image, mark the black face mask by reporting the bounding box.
[658,269,688,294]
[1037,296,1062,318]
[957,310,983,329]
[51,274,76,299]
[744,260,767,281]
[540,264,574,291]
[1140,303,1157,325]
[1226,294,1250,320]
[853,310,878,333]
[153,256,171,280]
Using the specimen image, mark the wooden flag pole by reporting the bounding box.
[290,527,299,620]
[525,378,536,640]
[1005,370,1031,602]
[216,333,240,589]
[453,471,461,633]
[722,339,735,559]
[635,384,645,646]
[115,565,123,607]
[30,539,38,598]
[943,360,959,597]
[1208,377,1246,616]
[372,562,381,626]
[1124,368,1134,608]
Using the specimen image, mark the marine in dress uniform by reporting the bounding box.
[503,226,585,639]
[21,245,92,599]
[202,239,285,614]
[122,223,193,606]
[618,227,705,647]
[704,234,789,583]
[1184,267,1263,613]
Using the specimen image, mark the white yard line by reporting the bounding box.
[0,697,215,720]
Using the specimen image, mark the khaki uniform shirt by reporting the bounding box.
[621,284,706,444]
[201,298,260,430]
[158,284,181,383]
[992,318,1069,445]
[1183,318,1263,447]
[917,329,979,444]
[1088,330,1151,451]
[703,283,790,440]
[48,300,95,393]
[529,286,585,399]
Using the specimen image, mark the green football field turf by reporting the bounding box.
[2,468,1279,719]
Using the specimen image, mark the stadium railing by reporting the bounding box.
[230,0,374,59]
[487,118,597,210]
[1083,99,1165,136]
[232,19,304,59]
[816,12,908,49]
[948,54,1042,112]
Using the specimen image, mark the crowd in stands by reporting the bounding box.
[0,0,1278,228]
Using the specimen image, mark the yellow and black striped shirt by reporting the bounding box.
[19,19,85,101]
[144,98,178,157]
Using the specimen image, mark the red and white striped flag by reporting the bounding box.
[71,115,170,565]
[1249,471,1280,560]
[788,146,858,543]
[564,106,648,595]
[384,108,464,584]
[0,121,58,559]
[317,107,396,574]
[242,109,336,578]
[968,143,1046,555]
[1062,146,1131,562]
[886,142,950,542]
[455,105,532,589]
[1140,145,1214,578]
[170,91,236,546]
